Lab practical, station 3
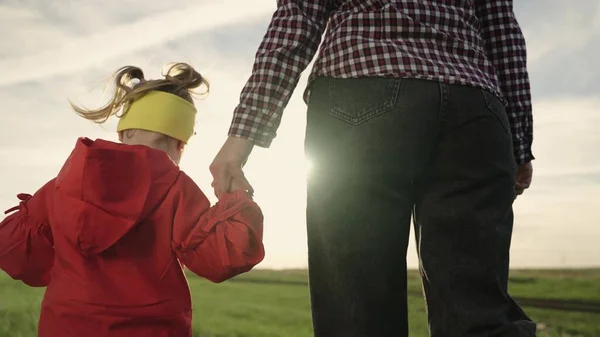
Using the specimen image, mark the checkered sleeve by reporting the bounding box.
[476,0,534,164]
[228,1,331,147]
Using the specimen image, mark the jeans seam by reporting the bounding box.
[438,82,449,124]
[481,90,510,134]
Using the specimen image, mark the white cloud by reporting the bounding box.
[0,6,74,59]
[521,5,598,63]
[0,0,275,86]
[516,0,600,99]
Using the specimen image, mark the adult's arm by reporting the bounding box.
[475,0,534,164]
[228,1,332,147]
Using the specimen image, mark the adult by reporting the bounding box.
[211,1,536,336]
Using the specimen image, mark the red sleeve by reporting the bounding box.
[0,180,55,287]
[171,174,265,283]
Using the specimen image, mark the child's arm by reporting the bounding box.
[0,180,55,287]
[172,174,265,283]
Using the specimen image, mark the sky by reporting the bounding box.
[0,0,599,269]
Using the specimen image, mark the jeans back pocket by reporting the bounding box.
[329,77,402,125]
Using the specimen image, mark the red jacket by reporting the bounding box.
[0,138,265,337]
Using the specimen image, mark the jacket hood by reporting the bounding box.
[54,138,180,256]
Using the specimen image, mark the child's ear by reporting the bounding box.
[177,141,185,152]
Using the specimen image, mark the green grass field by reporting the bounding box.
[1,269,599,337]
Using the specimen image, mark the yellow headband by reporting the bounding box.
[117,90,196,143]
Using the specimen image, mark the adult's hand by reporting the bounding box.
[515,161,533,197]
[210,136,255,198]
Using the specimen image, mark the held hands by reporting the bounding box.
[210,136,255,198]
[515,161,533,198]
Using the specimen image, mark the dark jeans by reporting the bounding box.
[304,77,537,337]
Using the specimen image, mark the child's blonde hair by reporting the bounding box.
[71,62,209,124]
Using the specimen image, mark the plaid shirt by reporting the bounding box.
[229,0,534,164]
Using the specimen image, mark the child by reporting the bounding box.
[0,63,265,337]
